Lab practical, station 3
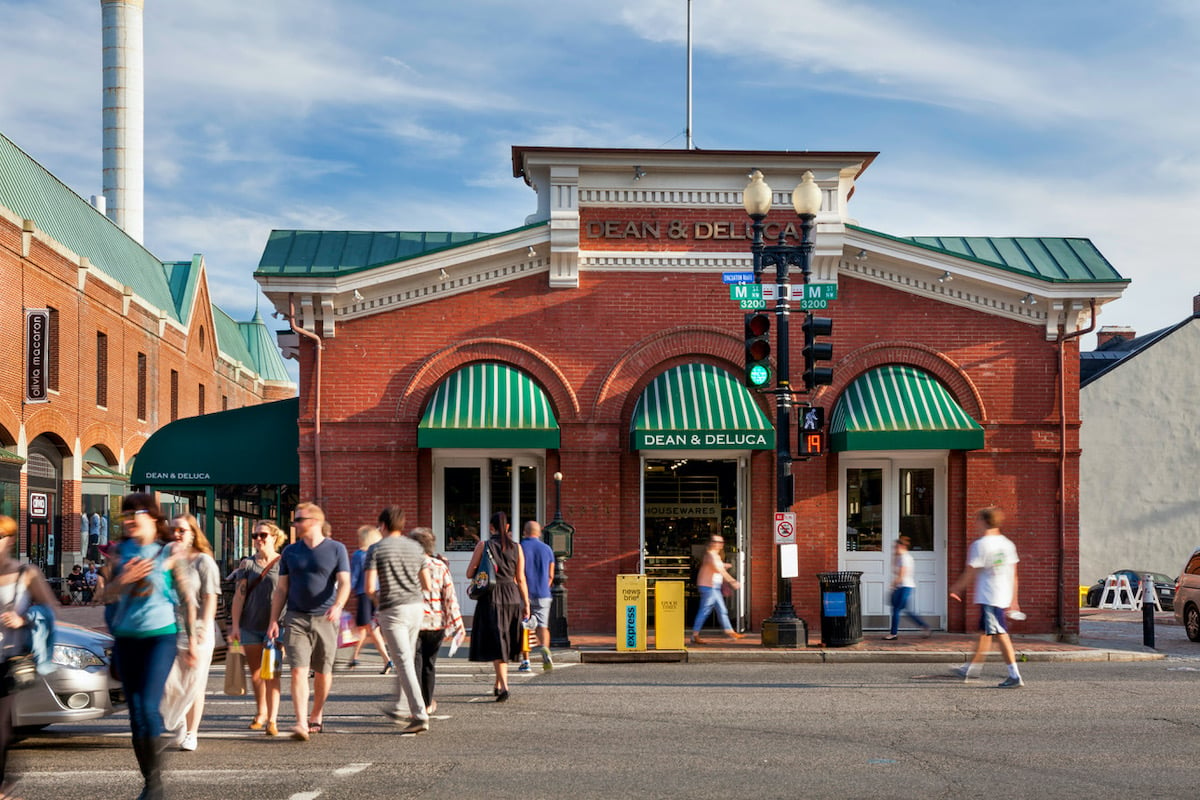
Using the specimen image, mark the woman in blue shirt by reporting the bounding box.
[99,494,196,800]
[348,525,391,672]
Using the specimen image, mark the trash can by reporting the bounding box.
[817,571,863,647]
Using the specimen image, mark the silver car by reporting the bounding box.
[13,621,124,730]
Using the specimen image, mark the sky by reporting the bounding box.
[0,0,1197,349]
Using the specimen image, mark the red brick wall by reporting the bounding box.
[295,257,1079,637]
[0,214,276,567]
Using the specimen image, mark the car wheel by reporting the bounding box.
[1186,605,1200,643]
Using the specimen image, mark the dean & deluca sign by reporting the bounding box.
[585,218,807,242]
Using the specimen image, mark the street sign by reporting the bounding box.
[722,271,756,284]
[30,492,48,518]
[739,299,767,310]
[803,283,838,300]
[774,511,796,544]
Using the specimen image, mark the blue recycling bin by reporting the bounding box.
[818,571,863,647]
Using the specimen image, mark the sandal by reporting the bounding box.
[883,634,898,640]
[309,721,323,733]
[266,721,278,736]
[248,718,266,731]
[290,727,310,742]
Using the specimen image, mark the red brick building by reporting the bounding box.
[0,132,294,576]
[255,146,1128,640]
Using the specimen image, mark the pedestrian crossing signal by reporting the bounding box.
[801,431,826,456]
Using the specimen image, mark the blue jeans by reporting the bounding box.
[692,585,733,633]
[115,634,178,739]
[889,587,929,635]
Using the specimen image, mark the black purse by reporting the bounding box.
[0,652,37,697]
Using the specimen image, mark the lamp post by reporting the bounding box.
[544,471,574,648]
[744,169,822,648]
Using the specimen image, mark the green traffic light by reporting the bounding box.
[748,363,771,387]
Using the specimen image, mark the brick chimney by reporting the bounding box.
[1096,326,1136,348]
[1194,292,1200,316]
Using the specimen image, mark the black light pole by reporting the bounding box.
[744,170,822,648]
[544,471,574,648]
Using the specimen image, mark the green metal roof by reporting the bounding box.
[0,132,184,321]
[631,363,774,450]
[162,256,204,321]
[132,398,299,487]
[0,448,24,466]
[255,221,548,277]
[418,362,560,449]
[848,224,1127,284]
[211,304,259,371]
[238,310,294,384]
[830,365,984,452]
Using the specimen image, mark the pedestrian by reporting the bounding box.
[884,536,932,640]
[230,521,287,736]
[518,520,555,672]
[365,507,431,734]
[266,503,351,741]
[407,527,463,716]
[0,514,57,800]
[949,506,1025,687]
[690,534,742,644]
[467,511,530,702]
[348,525,391,673]
[100,493,196,800]
[160,514,221,752]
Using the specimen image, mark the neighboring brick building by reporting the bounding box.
[0,131,294,576]
[255,146,1128,640]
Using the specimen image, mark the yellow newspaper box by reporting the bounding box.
[616,574,647,651]
[654,580,686,650]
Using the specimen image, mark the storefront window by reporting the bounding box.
[0,464,19,520]
[444,467,482,552]
[489,459,513,534]
[846,467,884,552]
[898,468,936,551]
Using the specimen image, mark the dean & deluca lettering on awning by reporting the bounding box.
[631,364,775,451]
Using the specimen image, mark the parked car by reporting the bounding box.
[13,621,124,731]
[1174,549,1200,642]
[1085,570,1176,611]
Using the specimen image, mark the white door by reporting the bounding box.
[433,454,545,617]
[839,454,946,630]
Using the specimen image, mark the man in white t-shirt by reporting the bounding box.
[949,506,1024,687]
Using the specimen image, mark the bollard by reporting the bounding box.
[1142,573,1155,649]
[550,555,571,648]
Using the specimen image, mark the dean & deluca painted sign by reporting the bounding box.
[584,218,807,242]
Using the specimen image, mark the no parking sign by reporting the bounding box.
[773,512,796,544]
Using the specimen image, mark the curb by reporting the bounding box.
[577,648,1166,665]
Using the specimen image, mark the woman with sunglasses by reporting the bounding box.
[99,493,195,800]
[160,514,220,752]
[229,521,287,736]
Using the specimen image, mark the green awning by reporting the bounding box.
[82,461,130,483]
[417,363,560,449]
[830,365,984,452]
[0,449,24,466]
[132,398,299,486]
[631,364,774,450]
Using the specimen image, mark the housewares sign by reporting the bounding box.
[25,309,49,403]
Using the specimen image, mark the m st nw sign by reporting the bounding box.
[729,283,838,310]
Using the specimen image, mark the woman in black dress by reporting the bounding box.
[466,512,530,702]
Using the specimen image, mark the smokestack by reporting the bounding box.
[101,0,145,244]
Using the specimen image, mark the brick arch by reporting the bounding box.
[0,399,20,448]
[80,423,121,465]
[395,338,580,424]
[594,326,773,426]
[24,408,76,454]
[123,434,148,465]
[811,341,987,422]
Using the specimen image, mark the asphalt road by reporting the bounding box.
[7,643,1200,800]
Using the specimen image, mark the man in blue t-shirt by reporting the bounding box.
[268,503,350,741]
[519,521,556,672]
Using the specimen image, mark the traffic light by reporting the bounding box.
[802,313,834,391]
[744,312,772,387]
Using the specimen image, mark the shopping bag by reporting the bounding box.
[224,641,247,696]
[337,611,361,648]
[260,641,277,681]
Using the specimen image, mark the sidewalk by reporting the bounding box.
[56,603,1167,665]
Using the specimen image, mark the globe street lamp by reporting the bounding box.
[743,170,822,648]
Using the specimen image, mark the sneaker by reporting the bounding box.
[400,719,430,735]
[179,732,197,752]
[383,708,410,724]
[540,646,554,671]
[518,660,531,673]
[997,676,1025,688]
[951,665,978,680]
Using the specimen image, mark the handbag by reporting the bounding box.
[0,653,36,697]
[337,611,361,648]
[224,641,247,696]
[467,542,497,600]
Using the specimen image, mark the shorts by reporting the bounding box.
[355,594,376,628]
[239,628,268,646]
[529,596,553,629]
[284,611,337,674]
[980,605,1008,636]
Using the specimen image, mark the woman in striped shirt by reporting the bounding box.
[407,528,463,716]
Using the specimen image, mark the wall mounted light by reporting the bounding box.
[854,249,868,262]
[938,270,952,283]
[1021,293,1037,305]
[352,289,364,302]
[527,246,537,257]
[633,166,646,181]
[439,268,449,281]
